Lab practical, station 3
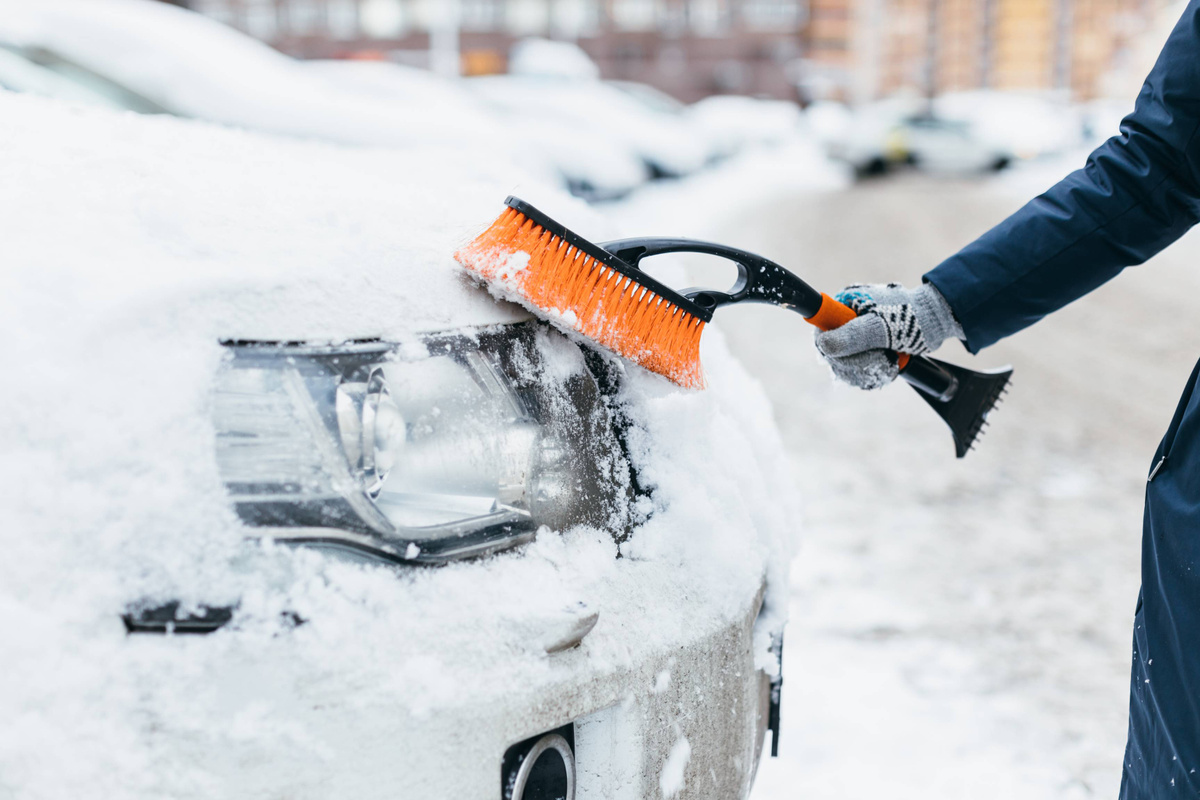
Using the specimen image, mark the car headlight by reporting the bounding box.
[213,323,632,563]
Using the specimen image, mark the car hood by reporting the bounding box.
[0,92,627,341]
[0,93,800,797]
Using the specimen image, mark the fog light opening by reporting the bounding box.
[506,732,575,800]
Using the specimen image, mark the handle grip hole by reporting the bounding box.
[635,252,743,297]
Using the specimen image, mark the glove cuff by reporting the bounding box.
[912,282,964,352]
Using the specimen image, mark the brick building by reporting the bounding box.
[183,0,1162,102]
[832,0,1158,100]
[187,0,810,101]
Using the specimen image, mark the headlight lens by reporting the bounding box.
[213,324,632,563]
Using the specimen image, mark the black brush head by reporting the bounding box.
[910,357,1013,458]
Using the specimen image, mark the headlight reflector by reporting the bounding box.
[213,325,631,563]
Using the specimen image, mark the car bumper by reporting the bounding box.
[124,573,772,799]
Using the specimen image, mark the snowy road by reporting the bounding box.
[609,158,1200,798]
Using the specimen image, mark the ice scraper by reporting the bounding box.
[455,197,1012,458]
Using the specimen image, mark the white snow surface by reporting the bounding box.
[0,0,523,164]
[509,37,601,80]
[659,735,692,798]
[0,93,798,796]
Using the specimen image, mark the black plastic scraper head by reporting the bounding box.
[909,357,1013,458]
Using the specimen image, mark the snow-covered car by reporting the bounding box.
[1,88,797,798]
[0,42,164,111]
[683,94,806,157]
[815,98,913,176]
[933,90,1084,161]
[818,97,1012,177]
[469,74,711,179]
[306,59,650,202]
[0,0,560,188]
[899,114,1013,174]
[605,79,741,162]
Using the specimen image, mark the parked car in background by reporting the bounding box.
[1,66,797,800]
[933,90,1084,161]
[307,59,649,202]
[815,97,1013,178]
[605,80,804,161]
[0,0,564,190]
[814,98,911,177]
[684,93,806,156]
[469,74,712,179]
[900,114,1013,174]
[0,43,164,111]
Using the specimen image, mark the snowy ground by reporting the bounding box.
[606,152,1200,798]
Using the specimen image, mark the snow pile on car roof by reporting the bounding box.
[0,0,532,163]
[0,93,797,796]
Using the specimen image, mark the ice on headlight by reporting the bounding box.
[213,365,336,497]
[212,325,632,563]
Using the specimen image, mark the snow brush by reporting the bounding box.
[455,197,1012,458]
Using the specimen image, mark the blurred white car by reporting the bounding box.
[818,98,1012,177]
[684,94,806,156]
[606,79,737,161]
[469,74,711,179]
[0,0,562,188]
[307,59,649,201]
[900,114,1013,174]
[606,81,805,161]
[1,88,796,799]
[933,90,1084,161]
[502,39,717,172]
[0,43,164,111]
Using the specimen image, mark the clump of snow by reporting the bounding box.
[499,250,532,280]
[660,735,692,798]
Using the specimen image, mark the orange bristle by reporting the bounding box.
[455,203,707,389]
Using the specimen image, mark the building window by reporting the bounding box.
[689,0,730,35]
[612,0,659,31]
[326,0,360,39]
[740,0,803,30]
[810,37,846,51]
[285,0,323,35]
[243,0,281,39]
[506,0,551,34]
[359,0,408,38]
[462,0,503,30]
[552,0,601,37]
[811,4,849,19]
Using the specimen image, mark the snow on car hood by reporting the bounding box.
[0,93,573,341]
[0,94,797,797]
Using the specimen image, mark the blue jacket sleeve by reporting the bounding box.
[924,0,1200,353]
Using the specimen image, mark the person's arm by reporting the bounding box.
[926,0,1200,352]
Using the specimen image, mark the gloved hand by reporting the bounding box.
[815,282,963,390]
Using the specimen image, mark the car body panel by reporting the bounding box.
[0,66,795,799]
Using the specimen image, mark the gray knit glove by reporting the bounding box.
[815,282,963,390]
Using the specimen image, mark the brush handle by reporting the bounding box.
[807,294,912,370]
[808,294,961,401]
[600,238,827,317]
[601,237,959,401]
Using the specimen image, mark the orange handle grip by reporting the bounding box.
[806,293,911,370]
